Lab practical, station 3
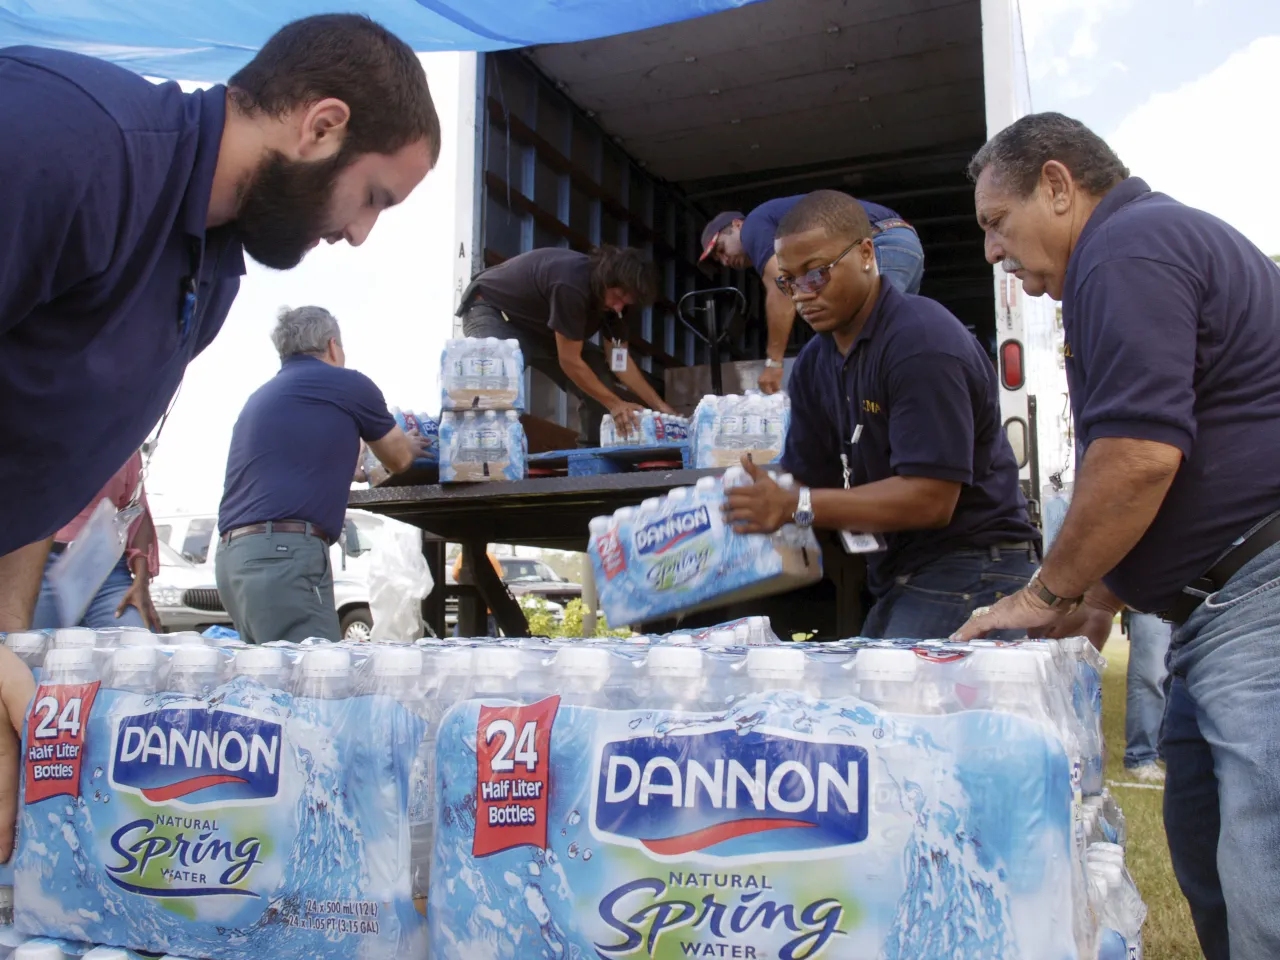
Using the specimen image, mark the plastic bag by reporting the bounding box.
[368,519,433,642]
[1042,481,1072,553]
[46,497,141,627]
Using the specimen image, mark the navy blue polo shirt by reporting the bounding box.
[0,47,245,555]
[739,195,901,273]
[782,283,1039,595]
[218,356,397,540]
[1061,177,1280,612]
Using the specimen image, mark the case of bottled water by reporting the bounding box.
[438,410,527,483]
[691,391,791,468]
[428,637,1143,960]
[587,467,822,626]
[598,410,690,448]
[390,408,440,462]
[440,337,526,412]
[10,634,433,960]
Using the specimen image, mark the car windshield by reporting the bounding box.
[158,540,196,569]
[501,560,560,582]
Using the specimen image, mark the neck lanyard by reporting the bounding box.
[835,345,867,490]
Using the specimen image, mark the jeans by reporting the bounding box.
[861,544,1037,639]
[1123,611,1171,768]
[31,553,146,630]
[872,226,925,296]
[461,303,616,444]
[214,528,340,644]
[1160,540,1280,960]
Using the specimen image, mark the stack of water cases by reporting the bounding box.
[3,628,434,960]
[598,411,690,448]
[439,338,527,482]
[587,465,823,626]
[426,633,1145,960]
[691,391,790,468]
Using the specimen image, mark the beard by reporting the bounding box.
[236,150,348,270]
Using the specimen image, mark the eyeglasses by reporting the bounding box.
[773,240,860,297]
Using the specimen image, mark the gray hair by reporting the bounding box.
[968,112,1129,198]
[270,305,342,359]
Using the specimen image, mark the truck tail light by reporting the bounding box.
[1003,416,1029,469]
[1000,339,1024,390]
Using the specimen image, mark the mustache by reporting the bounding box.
[1001,257,1025,273]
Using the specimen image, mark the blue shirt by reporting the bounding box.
[739,194,901,273]
[782,283,1039,595]
[218,356,397,540]
[1061,177,1280,612]
[0,47,245,555]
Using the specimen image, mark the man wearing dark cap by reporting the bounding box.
[701,195,924,394]
[457,245,676,444]
[724,190,1037,638]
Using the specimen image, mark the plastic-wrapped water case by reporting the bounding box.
[586,467,821,626]
[440,337,525,412]
[428,638,1143,960]
[439,410,527,483]
[12,638,431,960]
[691,391,790,468]
[599,411,690,448]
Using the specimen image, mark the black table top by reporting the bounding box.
[349,467,720,550]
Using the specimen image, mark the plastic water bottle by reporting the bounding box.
[108,646,159,694]
[53,628,97,650]
[705,629,737,648]
[665,633,694,645]
[169,631,206,646]
[4,631,47,673]
[167,645,222,697]
[555,647,621,707]
[744,646,811,698]
[41,646,98,686]
[854,648,934,713]
[14,943,66,960]
[232,646,287,690]
[645,645,710,712]
[116,628,158,647]
[968,648,1048,720]
[294,648,353,700]
[741,391,766,448]
[468,646,523,703]
[715,395,743,453]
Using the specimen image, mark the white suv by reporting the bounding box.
[153,511,384,641]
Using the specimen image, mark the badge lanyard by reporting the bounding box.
[833,346,886,554]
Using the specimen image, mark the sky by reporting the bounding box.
[145,1,1280,512]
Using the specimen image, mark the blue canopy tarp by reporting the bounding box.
[0,0,763,79]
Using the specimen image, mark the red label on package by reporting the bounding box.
[25,681,100,804]
[599,531,626,581]
[473,695,560,857]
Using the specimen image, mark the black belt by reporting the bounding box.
[220,520,333,546]
[1162,512,1280,625]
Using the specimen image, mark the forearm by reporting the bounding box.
[1039,437,1181,598]
[615,361,669,412]
[562,356,623,409]
[0,539,52,632]
[130,554,150,583]
[809,477,958,533]
[764,287,797,362]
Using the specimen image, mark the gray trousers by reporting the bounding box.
[460,303,615,444]
[214,528,340,644]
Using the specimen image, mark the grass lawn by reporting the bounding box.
[1100,633,1203,958]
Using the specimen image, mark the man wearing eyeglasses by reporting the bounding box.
[724,190,1038,639]
[700,194,924,395]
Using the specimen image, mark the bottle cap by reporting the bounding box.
[171,645,221,672]
[234,646,285,677]
[746,647,804,677]
[15,944,68,960]
[853,648,917,682]
[588,517,612,536]
[473,647,520,678]
[169,631,206,645]
[112,646,159,671]
[117,628,159,646]
[299,648,352,678]
[647,645,703,677]
[705,630,736,647]
[373,645,424,677]
[665,633,694,645]
[555,646,612,677]
[54,627,97,649]
[4,631,45,655]
[967,647,1042,681]
[43,647,95,671]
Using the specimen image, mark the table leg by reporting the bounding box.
[422,535,446,638]
[463,540,530,638]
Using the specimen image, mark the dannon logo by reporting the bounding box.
[634,506,712,557]
[110,708,282,804]
[594,729,868,858]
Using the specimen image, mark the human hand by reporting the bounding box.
[723,454,799,534]
[950,586,1064,642]
[609,402,645,438]
[407,427,431,459]
[0,646,35,863]
[117,577,159,630]
[757,365,783,395]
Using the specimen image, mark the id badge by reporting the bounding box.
[610,346,628,373]
[839,530,887,554]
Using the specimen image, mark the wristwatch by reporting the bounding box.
[793,487,814,528]
[764,358,784,369]
[1028,567,1083,611]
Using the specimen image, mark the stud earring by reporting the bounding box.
[864,264,871,272]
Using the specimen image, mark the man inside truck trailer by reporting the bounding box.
[456,245,678,444]
[700,195,924,395]
[723,190,1039,639]
[957,112,1280,960]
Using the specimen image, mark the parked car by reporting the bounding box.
[444,556,582,628]
[152,510,388,642]
[152,540,235,633]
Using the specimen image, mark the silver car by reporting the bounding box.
[152,540,235,633]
